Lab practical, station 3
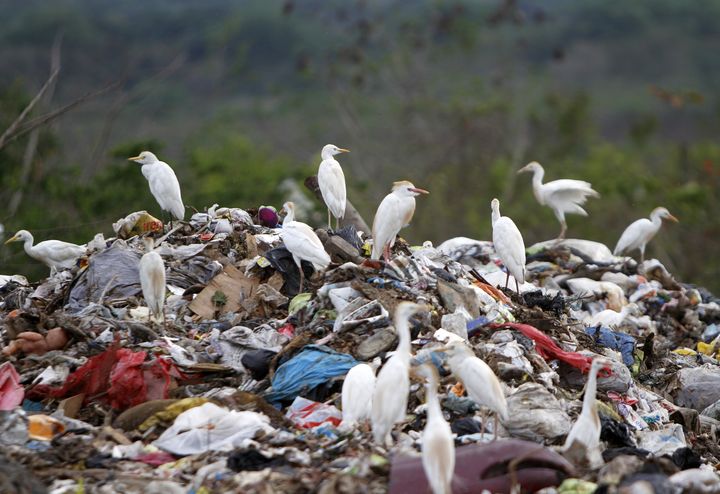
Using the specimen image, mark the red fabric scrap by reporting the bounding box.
[133,451,177,466]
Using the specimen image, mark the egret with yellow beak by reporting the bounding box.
[128,151,185,223]
[5,230,84,276]
[318,144,350,230]
[491,198,526,292]
[371,181,429,262]
[614,207,678,263]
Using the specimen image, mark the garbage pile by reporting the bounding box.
[2,206,720,494]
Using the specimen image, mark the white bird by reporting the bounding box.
[139,237,166,324]
[4,230,85,275]
[584,303,638,328]
[563,357,610,467]
[371,181,429,262]
[129,151,185,222]
[444,342,508,439]
[614,207,678,263]
[418,364,455,494]
[491,198,526,292]
[371,301,421,446]
[318,144,350,230]
[518,161,599,240]
[341,363,376,428]
[280,201,331,293]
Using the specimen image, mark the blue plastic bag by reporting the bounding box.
[585,326,636,366]
[264,345,357,403]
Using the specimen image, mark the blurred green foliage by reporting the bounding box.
[1,0,719,291]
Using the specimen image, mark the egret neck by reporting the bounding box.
[395,312,412,363]
[530,166,546,205]
[582,360,602,419]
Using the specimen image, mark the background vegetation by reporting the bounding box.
[1,0,719,290]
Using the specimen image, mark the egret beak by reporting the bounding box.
[128,155,142,162]
[517,165,530,174]
[338,148,350,153]
[666,214,679,223]
[409,187,429,194]
[4,235,18,245]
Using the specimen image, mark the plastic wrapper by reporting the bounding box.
[0,362,24,410]
[286,396,343,429]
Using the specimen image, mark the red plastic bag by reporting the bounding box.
[0,362,24,410]
[29,344,181,410]
[487,322,610,376]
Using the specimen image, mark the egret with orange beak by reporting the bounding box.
[128,151,185,223]
[614,207,678,263]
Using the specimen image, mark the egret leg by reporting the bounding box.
[298,266,305,294]
[504,271,510,289]
[558,221,567,240]
[335,216,340,231]
[328,209,332,230]
[383,244,391,263]
[640,245,645,264]
[479,410,487,438]
[515,278,520,293]
[493,413,499,441]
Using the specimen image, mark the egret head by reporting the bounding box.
[652,207,678,223]
[589,356,614,378]
[128,151,159,165]
[392,180,429,197]
[5,229,31,244]
[280,201,296,223]
[394,301,425,327]
[443,341,473,358]
[517,161,542,175]
[321,144,350,160]
[491,198,501,214]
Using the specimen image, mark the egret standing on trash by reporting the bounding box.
[139,237,166,325]
[129,151,185,223]
[371,181,429,262]
[418,364,455,494]
[444,342,508,439]
[317,144,350,230]
[341,363,376,428]
[280,201,331,293]
[4,230,85,276]
[517,161,599,240]
[563,357,610,467]
[613,207,678,263]
[372,302,421,446]
[491,198,526,292]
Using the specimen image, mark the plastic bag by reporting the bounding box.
[0,362,24,410]
[286,396,343,429]
[153,402,273,455]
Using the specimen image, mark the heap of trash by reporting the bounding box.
[2,204,720,494]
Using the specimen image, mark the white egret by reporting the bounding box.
[613,207,678,263]
[371,181,429,262]
[129,151,185,222]
[340,363,376,428]
[584,303,638,328]
[4,230,85,275]
[318,144,350,230]
[139,237,166,324]
[518,161,599,239]
[444,342,508,439]
[280,201,331,293]
[371,301,421,446]
[563,357,610,467]
[491,198,526,292]
[418,364,455,494]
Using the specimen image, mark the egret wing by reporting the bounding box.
[342,364,376,423]
[281,222,330,269]
[458,357,508,419]
[544,179,600,210]
[147,163,185,220]
[613,218,652,255]
[371,194,407,259]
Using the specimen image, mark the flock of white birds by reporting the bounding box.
[3,144,681,494]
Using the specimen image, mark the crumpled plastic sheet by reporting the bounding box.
[285,396,343,429]
[153,402,273,455]
[585,326,636,366]
[209,325,288,372]
[264,345,357,404]
[0,362,24,410]
[68,240,141,309]
[29,343,181,410]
